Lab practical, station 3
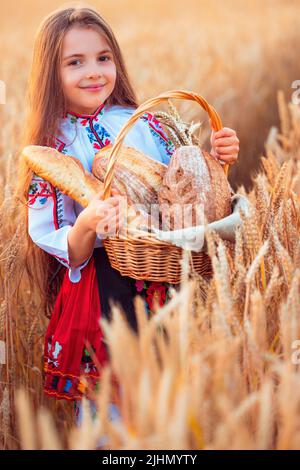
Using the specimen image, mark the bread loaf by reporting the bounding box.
[158,145,232,230]
[23,144,231,238]
[22,145,154,237]
[22,145,103,208]
[92,145,167,211]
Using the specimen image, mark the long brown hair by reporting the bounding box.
[14,4,139,317]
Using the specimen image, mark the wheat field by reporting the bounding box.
[1,0,300,450]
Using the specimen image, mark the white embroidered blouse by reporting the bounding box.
[27,102,176,283]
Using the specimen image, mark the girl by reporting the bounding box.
[17,5,239,425]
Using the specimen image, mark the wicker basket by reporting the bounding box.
[102,90,230,283]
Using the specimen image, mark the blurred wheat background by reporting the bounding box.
[1,0,300,450]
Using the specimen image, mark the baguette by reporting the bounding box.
[22,145,103,208]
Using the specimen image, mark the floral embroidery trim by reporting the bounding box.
[44,390,83,401]
[28,180,55,206]
[65,104,109,150]
[85,121,111,150]
[146,282,167,311]
[66,103,106,126]
[44,362,99,379]
[44,340,105,400]
[51,135,66,153]
[141,112,176,157]
[135,280,171,316]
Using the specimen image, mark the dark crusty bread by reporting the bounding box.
[158,145,231,229]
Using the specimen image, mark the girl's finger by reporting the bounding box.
[96,218,118,234]
[93,189,104,201]
[101,206,122,222]
[215,137,238,147]
[95,204,120,220]
[216,145,239,155]
[102,209,121,222]
[214,127,236,138]
[105,195,120,204]
[99,197,122,209]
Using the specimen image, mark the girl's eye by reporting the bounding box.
[99,56,110,62]
[67,56,111,66]
[68,59,81,66]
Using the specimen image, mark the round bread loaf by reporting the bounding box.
[158,145,232,230]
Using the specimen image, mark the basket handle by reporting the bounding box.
[103,89,228,200]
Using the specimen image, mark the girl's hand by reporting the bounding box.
[209,122,239,165]
[77,188,126,238]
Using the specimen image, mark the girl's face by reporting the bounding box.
[60,26,116,115]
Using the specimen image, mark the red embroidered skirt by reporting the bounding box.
[44,254,105,400]
[44,247,175,401]
[44,247,137,401]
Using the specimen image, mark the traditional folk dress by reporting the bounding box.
[27,101,177,404]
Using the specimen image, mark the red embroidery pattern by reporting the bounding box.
[145,113,169,142]
[28,181,55,206]
[141,112,175,157]
[51,135,66,153]
[146,282,167,310]
[135,280,171,315]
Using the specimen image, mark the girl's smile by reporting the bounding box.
[60,26,117,115]
[80,84,106,91]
